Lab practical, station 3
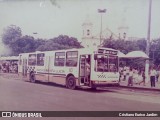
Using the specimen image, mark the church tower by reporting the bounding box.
[82,16,93,39]
[118,8,129,40]
[81,16,99,48]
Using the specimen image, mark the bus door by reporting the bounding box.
[79,55,91,85]
[22,58,27,77]
[45,56,51,82]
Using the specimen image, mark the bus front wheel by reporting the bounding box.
[30,72,36,83]
[66,76,76,89]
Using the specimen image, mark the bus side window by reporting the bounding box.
[108,56,118,72]
[37,53,45,66]
[28,54,36,66]
[54,52,65,66]
[66,51,78,67]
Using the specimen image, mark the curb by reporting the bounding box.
[119,85,160,92]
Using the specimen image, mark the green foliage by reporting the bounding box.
[103,38,146,53]
[12,35,37,55]
[103,38,160,66]
[136,39,147,52]
[37,35,83,51]
[2,25,22,46]
[1,25,82,55]
[150,38,160,66]
[103,38,147,67]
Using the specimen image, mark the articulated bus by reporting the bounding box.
[18,47,119,89]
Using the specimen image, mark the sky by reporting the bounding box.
[0,0,160,43]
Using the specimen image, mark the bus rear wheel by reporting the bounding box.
[91,87,97,90]
[90,82,97,90]
[30,72,36,83]
[66,76,76,89]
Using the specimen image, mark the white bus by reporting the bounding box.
[18,47,119,89]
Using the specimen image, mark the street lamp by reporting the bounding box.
[145,0,152,83]
[98,9,106,46]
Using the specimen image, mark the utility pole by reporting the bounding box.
[145,0,152,83]
[98,9,106,46]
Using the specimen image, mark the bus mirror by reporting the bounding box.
[94,54,97,60]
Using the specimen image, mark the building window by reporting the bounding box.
[28,54,36,66]
[87,29,90,36]
[66,51,78,67]
[54,52,65,66]
[37,53,45,66]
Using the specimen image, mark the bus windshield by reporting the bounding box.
[95,54,118,72]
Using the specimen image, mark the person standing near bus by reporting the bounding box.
[139,69,145,86]
[86,60,91,82]
[157,66,160,83]
[149,67,157,87]
[0,65,1,72]
[128,68,133,86]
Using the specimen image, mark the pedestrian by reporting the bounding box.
[128,68,133,86]
[86,60,90,82]
[156,67,160,82]
[0,65,1,72]
[133,68,138,84]
[158,66,160,83]
[123,69,126,81]
[139,70,145,86]
[126,67,130,82]
[149,67,157,87]
[119,67,125,82]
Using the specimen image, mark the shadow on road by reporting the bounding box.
[34,81,66,89]
[31,80,118,93]
[76,87,119,93]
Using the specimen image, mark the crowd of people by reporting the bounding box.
[0,62,18,73]
[119,66,160,87]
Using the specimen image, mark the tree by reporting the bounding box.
[2,25,22,46]
[1,25,82,55]
[51,35,83,48]
[36,35,82,51]
[1,25,22,55]
[137,39,147,52]
[103,38,145,53]
[34,38,46,49]
[150,38,160,66]
[11,35,36,55]
[103,38,147,67]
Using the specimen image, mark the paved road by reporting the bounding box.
[0,76,160,120]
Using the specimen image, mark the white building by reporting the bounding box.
[117,8,129,40]
[118,26,129,40]
[81,17,100,48]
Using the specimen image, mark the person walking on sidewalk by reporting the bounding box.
[128,68,133,86]
[156,67,160,82]
[123,69,127,81]
[139,70,145,86]
[149,67,157,87]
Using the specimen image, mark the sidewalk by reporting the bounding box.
[119,79,160,91]
[0,72,19,79]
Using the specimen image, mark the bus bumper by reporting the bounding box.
[91,81,119,87]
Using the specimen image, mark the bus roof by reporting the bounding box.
[19,47,118,56]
